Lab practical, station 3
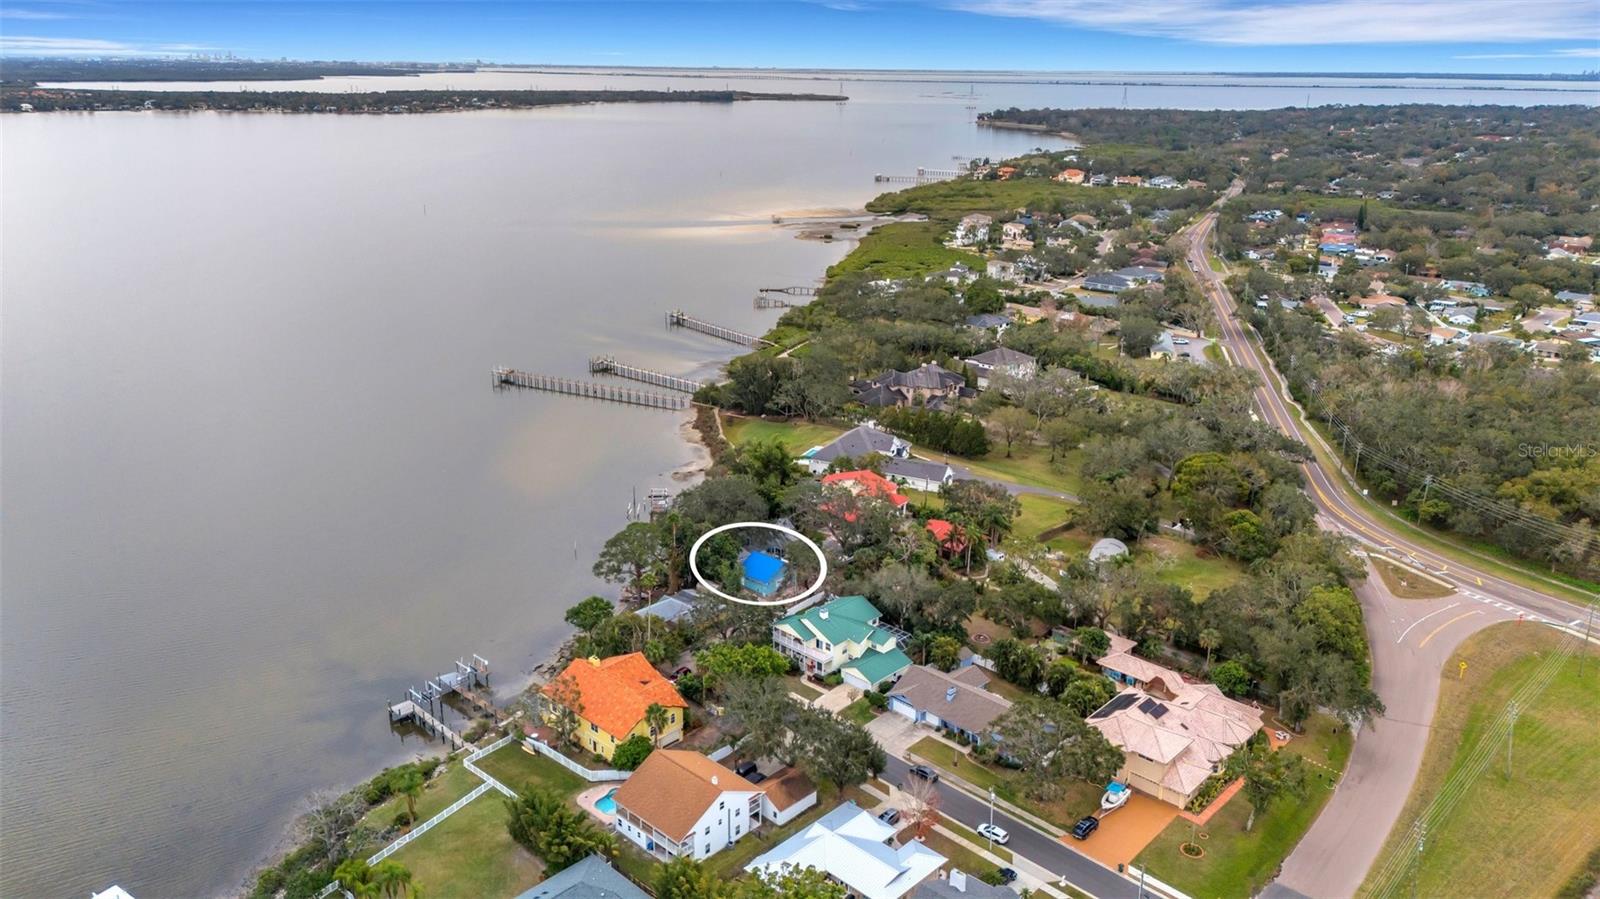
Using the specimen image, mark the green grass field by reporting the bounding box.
[1136,714,1352,899]
[920,444,1085,499]
[841,698,876,726]
[1140,536,1245,599]
[472,744,588,796]
[387,793,542,899]
[721,416,845,454]
[1358,625,1600,898]
[1009,494,1076,546]
[865,178,1146,219]
[825,221,983,280]
[358,762,485,838]
[1370,557,1456,600]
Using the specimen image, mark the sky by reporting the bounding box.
[2,0,1599,74]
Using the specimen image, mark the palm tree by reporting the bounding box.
[1198,628,1222,671]
[371,860,414,898]
[333,859,380,899]
[394,768,425,827]
[645,702,670,746]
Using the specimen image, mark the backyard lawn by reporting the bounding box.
[1140,536,1245,599]
[721,415,845,454]
[924,444,1086,499]
[1008,494,1076,547]
[1135,713,1352,899]
[841,698,876,726]
[473,743,588,796]
[386,792,542,899]
[783,675,824,702]
[359,761,485,839]
[1357,625,1600,898]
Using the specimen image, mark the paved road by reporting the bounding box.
[881,755,1145,898]
[1180,201,1586,627]
[1179,194,1589,895]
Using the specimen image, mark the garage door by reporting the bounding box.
[888,697,916,719]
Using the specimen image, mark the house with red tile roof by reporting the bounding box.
[543,653,686,760]
[822,469,910,513]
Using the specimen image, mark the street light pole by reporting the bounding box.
[1578,598,1597,677]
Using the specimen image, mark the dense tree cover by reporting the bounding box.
[987,696,1125,800]
[610,734,654,770]
[985,105,1600,220]
[504,787,617,871]
[1246,292,1600,577]
[2,87,845,113]
[720,677,886,787]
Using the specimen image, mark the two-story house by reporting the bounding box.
[772,595,911,690]
[798,425,910,476]
[613,750,816,862]
[961,347,1038,389]
[543,653,686,761]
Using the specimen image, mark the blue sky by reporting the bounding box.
[3,1,1598,73]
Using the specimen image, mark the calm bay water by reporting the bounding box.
[2,70,1593,898]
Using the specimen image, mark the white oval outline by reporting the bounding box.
[688,521,828,608]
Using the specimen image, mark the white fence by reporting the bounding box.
[523,737,630,782]
[363,734,519,867]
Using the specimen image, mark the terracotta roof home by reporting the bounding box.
[822,469,911,511]
[544,653,685,759]
[1089,634,1262,806]
[1356,293,1406,309]
[1055,168,1086,184]
[612,750,818,861]
[925,519,967,554]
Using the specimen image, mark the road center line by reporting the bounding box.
[1417,610,1483,648]
[1395,601,1461,644]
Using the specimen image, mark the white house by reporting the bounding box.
[962,347,1038,389]
[985,259,1021,284]
[882,457,955,494]
[954,214,991,246]
[613,750,817,862]
[746,802,946,899]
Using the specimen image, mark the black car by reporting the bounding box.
[877,808,901,826]
[994,868,1018,885]
[734,760,759,778]
[907,764,940,783]
[1070,815,1100,840]
[745,771,768,784]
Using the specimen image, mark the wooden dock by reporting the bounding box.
[587,356,704,393]
[758,286,820,297]
[388,700,466,751]
[664,310,774,348]
[754,294,794,309]
[387,654,495,750]
[873,167,965,185]
[494,367,688,410]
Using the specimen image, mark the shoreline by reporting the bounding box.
[977,118,1081,142]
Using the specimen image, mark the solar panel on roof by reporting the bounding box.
[1149,703,1169,719]
[1137,697,1159,715]
[1091,692,1139,718]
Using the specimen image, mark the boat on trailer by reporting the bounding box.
[1101,781,1130,812]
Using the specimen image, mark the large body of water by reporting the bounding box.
[2,69,1594,898]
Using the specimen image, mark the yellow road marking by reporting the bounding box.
[1417,610,1481,648]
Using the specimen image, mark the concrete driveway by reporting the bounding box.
[865,710,926,757]
[1075,793,1177,870]
[811,682,857,714]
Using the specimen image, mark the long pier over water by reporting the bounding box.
[664,310,774,348]
[588,356,704,393]
[493,367,688,410]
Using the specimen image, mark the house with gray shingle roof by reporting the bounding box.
[515,854,648,899]
[885,665,1012,744]
[881,457,955,494]
[800,425,910,475]
[963,346,1037,388]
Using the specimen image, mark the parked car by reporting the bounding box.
[745,771,768,784]
[1071,815,1100,840]
[1173,337,1190,345]
[734,760,759,778]
[907,765,940,783]
[976,823,1009,844]
[671,666,692,680]
[877,808,901,826]
[994,868,1018,884]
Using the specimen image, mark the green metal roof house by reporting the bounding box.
[773,595,910,690]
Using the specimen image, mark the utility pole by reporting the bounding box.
[1579,599,1598,677]
[1506,701,1520,779]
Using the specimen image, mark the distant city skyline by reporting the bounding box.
[3,0,1598,75]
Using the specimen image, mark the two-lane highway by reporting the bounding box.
[880,756,1144,898]
[1180,202,1589,628]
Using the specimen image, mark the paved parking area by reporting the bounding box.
[1071,793,1177,870]
[811,682,857,714]
[865,710,925,756]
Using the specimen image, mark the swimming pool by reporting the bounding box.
[595,787,619,815]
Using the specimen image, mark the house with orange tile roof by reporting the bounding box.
[612,750,817,861]
[1088,634,1262,807]
[924,519,967,555]
[543,653,686,760]
[1054,167,1086,184]
[821,469,910,514]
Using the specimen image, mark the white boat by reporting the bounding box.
[1101,781,1130,812]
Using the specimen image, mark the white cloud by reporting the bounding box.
[954,0,1600,45]
[0,35,215,56]
[0,8,74,19]
[1458,47,1600,60]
